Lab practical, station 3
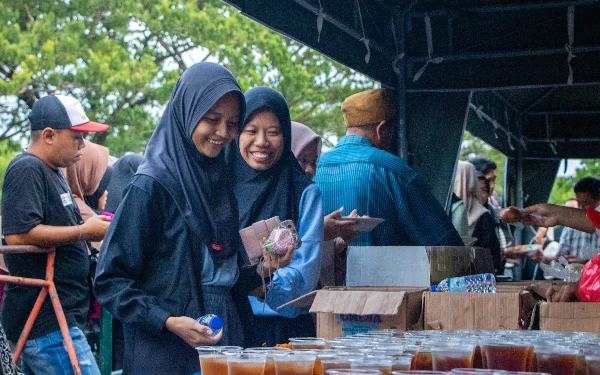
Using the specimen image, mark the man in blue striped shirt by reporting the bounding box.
[314,88,463,246]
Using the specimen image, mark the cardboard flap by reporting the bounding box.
[276,290,318,310]
[309,289,407,315]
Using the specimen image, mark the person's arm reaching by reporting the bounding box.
[5,215,110,247]
[519,204,596,233]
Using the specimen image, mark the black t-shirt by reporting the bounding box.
[1,153,89,342]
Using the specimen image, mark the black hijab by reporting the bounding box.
[104,154,143,213]
[84,165,113,211]
[228,86,313,231]
[136,62,245,258]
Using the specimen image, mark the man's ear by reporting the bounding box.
[375,120,389,141]
[40,127,56,144]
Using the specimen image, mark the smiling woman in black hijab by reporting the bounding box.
[94,62,245,374]
[229,86,323,347]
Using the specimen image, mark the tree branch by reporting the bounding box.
[23,4,34,25]
[88,9,106,39]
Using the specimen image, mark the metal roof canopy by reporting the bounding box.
[224,0,600,210]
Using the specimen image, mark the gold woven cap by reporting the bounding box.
[341,88,396,127]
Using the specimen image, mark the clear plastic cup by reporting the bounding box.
[586,351,600,375]
[327,370,382,375]
[274,352,317,375]
[318,355,352,375]
[350,357,393,375]
[480,342,533,371]
[245,348,291,375]
[290,338,329,350]
[534,346,578,375]
[392,371,449,374]
[390,355,414,372]
[450,370,502,374]
[413,348,433,371]
[196,346,242,375]
[227,353,267,375]
[431,342,476,371]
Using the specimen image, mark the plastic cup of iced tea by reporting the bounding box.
[246,348,292,375]
[327,370,382,375]
[227,353,267,375]
[534,346,578,375]
[413,348,432,371]
[274,352,317,375]
[431,342,476,371]
[390,355,414,372]
[197,346,242,375]
[586,351,600,375]
[480,342,533,371]
[450,369,501,374]
[290,338,329,350]
[350,357,393,375]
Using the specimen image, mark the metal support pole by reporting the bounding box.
[394,13,409,162]
[514,115,525,245]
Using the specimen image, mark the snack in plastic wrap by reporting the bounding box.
[263,220,300,256]
[539,255,583,283]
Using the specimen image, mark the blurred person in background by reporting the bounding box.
[291,121,358,286]
[454,161,502,273]
[315,88,462,247]
[2,94,110,374]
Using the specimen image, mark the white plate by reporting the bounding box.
[339,217,385,232]
[516,244,542,255]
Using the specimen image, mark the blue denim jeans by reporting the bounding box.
[20,327,100,375]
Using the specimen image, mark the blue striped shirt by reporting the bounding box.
[314,135,463,246]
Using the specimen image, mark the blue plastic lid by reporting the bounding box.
[208,316,223,331]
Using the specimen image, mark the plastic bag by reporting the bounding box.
[578,254,600,302]
[262,220,301,256]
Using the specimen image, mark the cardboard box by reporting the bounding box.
[424,283,540,330]
[346,246,495,287]
[539,302,600,333]
[278,287,427,340]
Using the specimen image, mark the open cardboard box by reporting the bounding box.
[423,282,550,330]
[278,286,427,339]
[346,246,495,287]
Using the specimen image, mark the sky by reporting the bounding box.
[557,159,581,177]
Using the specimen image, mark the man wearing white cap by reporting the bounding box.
[1,94,111,374]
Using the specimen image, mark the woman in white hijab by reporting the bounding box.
[454,161,502,273]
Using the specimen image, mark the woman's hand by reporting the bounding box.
[257,244,294,278]
[165,316,222,347]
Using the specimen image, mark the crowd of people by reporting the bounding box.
[0,61,598,374]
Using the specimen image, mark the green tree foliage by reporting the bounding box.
[0,0,375,155]
[549,160,600,204]
[0,140,21,213]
